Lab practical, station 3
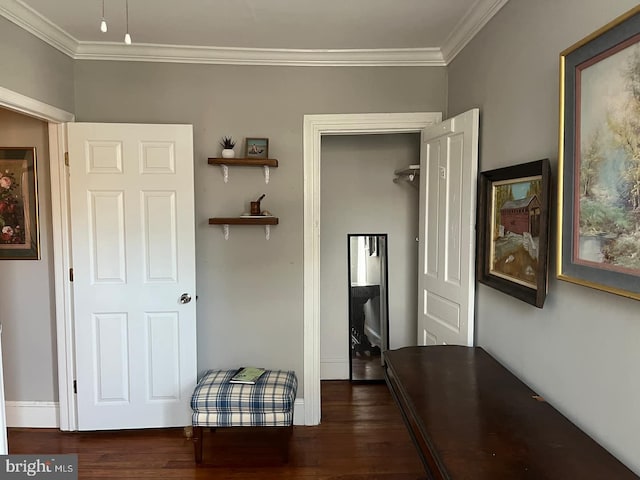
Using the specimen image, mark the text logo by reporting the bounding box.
[0,455,77,479]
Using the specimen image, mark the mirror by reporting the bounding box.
[348,234,389,382]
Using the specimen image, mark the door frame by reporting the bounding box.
[303,112,441,425]
[0,86,75,430]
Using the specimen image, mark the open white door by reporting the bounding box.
[417,109,479,346]
[67,123,197,430]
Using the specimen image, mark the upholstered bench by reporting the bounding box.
[190,369,298,464]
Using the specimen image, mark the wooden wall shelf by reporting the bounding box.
[209,158,278,183]
[209,216,279,240]
[208,158,278,167]
[209,217,279,226]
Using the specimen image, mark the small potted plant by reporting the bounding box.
[220,136,236,158]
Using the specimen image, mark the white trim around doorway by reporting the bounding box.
[0,86,75,431]
[0,86,73,123]
[302,112,442,425]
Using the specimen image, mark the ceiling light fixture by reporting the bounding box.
[100,0,107,32]
[124,0,132,45]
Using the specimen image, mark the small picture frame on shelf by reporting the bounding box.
[245,138,269,159]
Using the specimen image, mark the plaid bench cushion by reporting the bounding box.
[191,369,297,427]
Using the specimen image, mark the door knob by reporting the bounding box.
[179,293,192,304]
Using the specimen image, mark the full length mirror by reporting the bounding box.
[348,234,389,382]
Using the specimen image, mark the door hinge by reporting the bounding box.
[69,268,74,282]
[73,380,77,394]
[64,152,69,166]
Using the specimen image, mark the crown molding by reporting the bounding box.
[74,43,445,66]
[0,0,77,56]
[0,0,506,67]
[441,0,510,64]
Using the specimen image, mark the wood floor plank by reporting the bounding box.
[8,381,425,479]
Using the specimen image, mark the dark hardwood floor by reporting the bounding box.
[8,381,425,479]
[351,352,385,381]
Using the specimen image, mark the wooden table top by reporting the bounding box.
[384,345,638,480]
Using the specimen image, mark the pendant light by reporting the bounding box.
[100,0,107,32]
[124,0,132,44]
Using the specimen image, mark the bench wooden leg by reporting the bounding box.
[193,426,203,464]
[281,425,293,463]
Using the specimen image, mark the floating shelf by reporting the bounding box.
[209,216,279,240]
[209,217,279,225]
[208,158,278,167]
[208,158,278,183]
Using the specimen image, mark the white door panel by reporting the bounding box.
[68,123,197,430]
[418,110,479,347]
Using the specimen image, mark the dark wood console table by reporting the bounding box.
[384,346,637,479]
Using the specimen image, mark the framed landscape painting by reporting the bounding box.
[558,6,640,300]
[477,159,551,308]
[0,147,39,259]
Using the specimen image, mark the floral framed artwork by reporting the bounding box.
[245,138,269,159]
[558,6,640,300]
[0,147,39,259]
[476,159,551,308]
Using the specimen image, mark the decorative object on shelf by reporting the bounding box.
[476,159,551,308]
[219,136,236,159]
[558,5,640,301]
[250,193,266,215]
[0,147,40,260]
[393,164,419,185]
[245,138,269,159]
[208,157,278,184]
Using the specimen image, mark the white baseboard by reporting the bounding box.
[7,399,308,428]
[6,401,60,428]
[293,398,305,425]
[320,359,349,380]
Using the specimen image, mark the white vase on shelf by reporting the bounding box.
[221,148,235,159]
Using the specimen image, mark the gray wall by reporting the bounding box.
[320,134,420,378]
[0,108,57,401]
[448,0,640,474]
[0,16,72,404]
[0,17,74,113]
[73,61,447,395]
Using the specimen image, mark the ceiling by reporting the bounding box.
[0,0,509,66]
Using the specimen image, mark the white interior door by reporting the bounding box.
[417,109,479,346]
[68,123,197,430]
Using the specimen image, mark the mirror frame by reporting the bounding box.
[347,233,390,383]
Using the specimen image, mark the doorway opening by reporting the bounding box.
[347,234,389,382]
[303,112,442,425]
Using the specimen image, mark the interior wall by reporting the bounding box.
[448,0,640,474]
[0,107,57,402]
[320,134,420,379]
[73,61,446,396]
[0,16,74,113]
